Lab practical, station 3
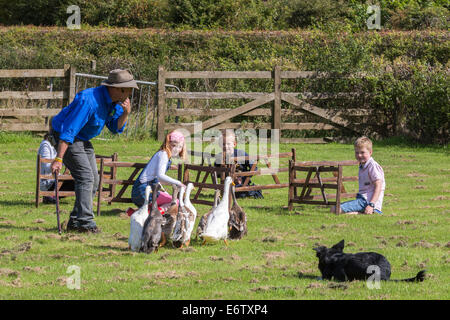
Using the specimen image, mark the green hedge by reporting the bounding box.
[0,0,448,30]
[0,27,448,144]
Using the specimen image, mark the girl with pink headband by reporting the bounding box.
[131,130,186,209]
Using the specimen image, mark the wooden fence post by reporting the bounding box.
[157,66,166,141]
[64,64,76,106]
[272,65,281,130]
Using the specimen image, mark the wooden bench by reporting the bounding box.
[181,163,235,206]
[288,160,358,214]
[96,160,179,216]
[35,153,117,207]
[180,148,296,206]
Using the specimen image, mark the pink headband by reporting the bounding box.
[169,131,185,143]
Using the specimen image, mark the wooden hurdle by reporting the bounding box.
[288,160,358,214]
[180,148,296,206]
[35,153,117,207]
[96,160,179,215]
[181,163,235,206]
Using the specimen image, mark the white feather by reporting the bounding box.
[182,183,197,243]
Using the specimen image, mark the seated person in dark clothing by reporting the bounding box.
[214,130,263,199]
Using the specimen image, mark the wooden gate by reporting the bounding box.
[157,66,367,142]
[0,64,76,131]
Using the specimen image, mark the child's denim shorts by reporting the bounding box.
[340,193,383,214]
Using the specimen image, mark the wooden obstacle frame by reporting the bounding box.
[96,159,179,216]
[35,153,117,207]
[288,160,359,214]
[181,148,296,206]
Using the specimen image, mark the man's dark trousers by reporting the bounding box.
[62,139,99,230]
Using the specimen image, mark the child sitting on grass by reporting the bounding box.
[332,136,385,215]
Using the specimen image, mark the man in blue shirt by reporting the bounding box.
[51,69,138,233]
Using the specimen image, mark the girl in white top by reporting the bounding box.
[131,130,186,208]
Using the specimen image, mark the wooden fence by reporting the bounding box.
[157,66,372,143]
[0,64,75,131]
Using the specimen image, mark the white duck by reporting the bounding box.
[182,182,197,247]
[196,189,220,240]
[171,185,187,248]
[128,185,151,252]
[202,176,233,245]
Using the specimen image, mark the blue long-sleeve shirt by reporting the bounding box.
[51,86,127,143]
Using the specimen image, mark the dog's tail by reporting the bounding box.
[390,270,426,282]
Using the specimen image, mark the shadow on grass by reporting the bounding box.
[297,272,321,281]
[97,208,125,216]
[0,199,41,207]
[0,224,59,233]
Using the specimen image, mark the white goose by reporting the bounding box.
[202,176,233,245]
[128,185,151,252]
[182,182,197,247]
[171,185,187,248]
[196,189,220,240]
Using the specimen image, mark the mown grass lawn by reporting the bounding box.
[0,133,448,300]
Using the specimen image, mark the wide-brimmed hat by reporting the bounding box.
[101,69,139,90]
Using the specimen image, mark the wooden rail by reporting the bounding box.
[181,148,296,206]
[96,160,179,215]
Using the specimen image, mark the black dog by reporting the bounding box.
[313,240,426,282]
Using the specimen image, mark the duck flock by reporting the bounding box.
[129,176,248,253]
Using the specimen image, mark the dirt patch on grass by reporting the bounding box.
[23,266,46,273]
[153,270,182,279]
[286,242,307,247]
[396,240,408,247]
[263,251,287,260]
[0,220,15,225]
[250,285,294,292]
[262,236,282,242]
[306,282,324,289]
[0,268,20,277]
[407,172,429,177]
[412,240,434,248]
[1,242,32,256]
[112,232,128,241]
[396,220,415,225]
[328,282,348,290]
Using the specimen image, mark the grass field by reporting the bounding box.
[0,133,448,300]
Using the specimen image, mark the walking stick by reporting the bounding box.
[55,172,62,235]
